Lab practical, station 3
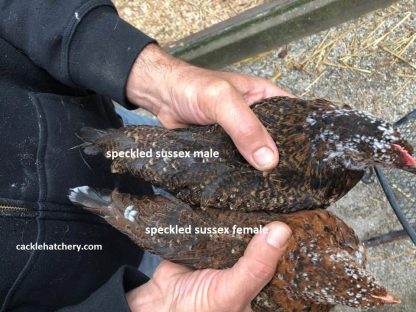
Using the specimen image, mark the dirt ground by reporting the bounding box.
[117,0,415,311]
[113,0,265,45]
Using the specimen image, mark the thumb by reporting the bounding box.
[214,87,279,171]
[215,222,292,306]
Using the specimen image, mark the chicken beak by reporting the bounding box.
[392,144,416,174]
[370,293,401,305]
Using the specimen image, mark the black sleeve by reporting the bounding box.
[57,265,149,312]
[0,0,156,106]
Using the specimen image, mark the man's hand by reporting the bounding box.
[126,222,291,312]
[126,44,293,171]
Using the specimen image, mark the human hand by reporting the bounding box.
[126,44,293,171]
[126,222,291,312]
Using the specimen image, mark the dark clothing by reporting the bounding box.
[0,1,155,311]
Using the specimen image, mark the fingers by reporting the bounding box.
[261,81,295,99]
[217,71,296,102]
[215,222,292,306]
[210,84,279,170]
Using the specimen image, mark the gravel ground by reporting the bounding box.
[113,0,265,45]
[227,1,415,311]
[228,1,415,123]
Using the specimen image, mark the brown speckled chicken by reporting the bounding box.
[69,186,399,312]
[80,97,416,213]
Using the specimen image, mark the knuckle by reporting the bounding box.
[237,123,261,140]
[183,82,198,99]
[245,258,274,282]
[205,79,232,99]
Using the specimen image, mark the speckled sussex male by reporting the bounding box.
[69,187,399,312]
[80,96,416,213]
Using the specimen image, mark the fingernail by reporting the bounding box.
[253,146,275,169]
[266,225,291,249]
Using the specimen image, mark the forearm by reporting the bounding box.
[0,0,155,104]
[0,0,114,83]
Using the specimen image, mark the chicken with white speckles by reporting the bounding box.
[69,96,415,311]
[78,96,416,213]
[68,187,400,311]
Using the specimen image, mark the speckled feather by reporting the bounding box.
[69,187,399,312]
[80,97,415,213]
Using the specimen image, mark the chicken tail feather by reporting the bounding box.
[68,186,116,218]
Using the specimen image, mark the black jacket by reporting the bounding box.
[0,1,156,311]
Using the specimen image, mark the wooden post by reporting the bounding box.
[166,0,397,69]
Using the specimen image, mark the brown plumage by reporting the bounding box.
[80,96,416,213]
[68,187,399,312]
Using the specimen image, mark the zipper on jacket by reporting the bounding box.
[0,204,30,212]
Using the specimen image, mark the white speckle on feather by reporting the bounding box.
[75,12,80,21]
[377,125,390,132]
[355,245,365,266]
[124,205,137,222]
[306,116,317,126]
[311,108,401,169]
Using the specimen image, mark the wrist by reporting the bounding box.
[126,44,185,115]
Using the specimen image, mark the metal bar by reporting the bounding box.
[375,166,416,245]
[364,230,408,248]
[167,0,397,69]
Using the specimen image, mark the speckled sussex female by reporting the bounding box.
[80,96,416,213]
[69,187,399,312]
